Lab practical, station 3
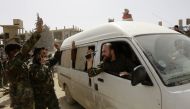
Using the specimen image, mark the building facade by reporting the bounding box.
[52,26,82,45]
[0,19,25,45]
[0,19,25,59]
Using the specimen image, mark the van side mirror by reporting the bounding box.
[131,65,151,86]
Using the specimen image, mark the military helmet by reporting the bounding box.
[5,43,21,54]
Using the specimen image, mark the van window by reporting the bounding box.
[61,50,72,68]
[75,46,95,72]
[100,41,141,79]
[135,34,190,86]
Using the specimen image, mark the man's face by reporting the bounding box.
[102,45,111,61]
[40,49,47,58]
[8,49,19,59]
[39,49,48,64]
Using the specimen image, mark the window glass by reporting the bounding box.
[75,46,95,72]
[61,50,71,68]
[99,41,141,79]
[75,47,88,71]
[135,34,190,86]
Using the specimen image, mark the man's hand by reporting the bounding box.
[119,71,129,77]
[54,43,60,51]
[36,24,43,33]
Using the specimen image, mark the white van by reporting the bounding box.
[57,21,190,109]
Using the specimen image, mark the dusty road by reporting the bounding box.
[0,73,84,109]
[54,73,84,109]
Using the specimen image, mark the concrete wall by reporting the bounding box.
[3,26,18,39]
[52,27,82,45]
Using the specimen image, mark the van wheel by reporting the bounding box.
[65,85,76,104]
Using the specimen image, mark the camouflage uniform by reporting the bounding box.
[88,61,104,77]
[0,61,5,88]
[5,32,41,109]
[30,51,61,109]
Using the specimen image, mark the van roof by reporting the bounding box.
[61,21,178,49]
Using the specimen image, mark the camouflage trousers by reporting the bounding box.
[11,102,34,109]
[33,87,60,109]
[9,83,35,109]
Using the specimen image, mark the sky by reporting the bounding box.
[0,0,190,33]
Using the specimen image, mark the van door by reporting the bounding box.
[92,38,161,109]
[70,44,97,109]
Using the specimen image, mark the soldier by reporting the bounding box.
[30,45,61,109]
[4,30,42,109]
[0,58,6,88]
[4,15,43,109]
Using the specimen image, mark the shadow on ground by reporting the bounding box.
[59,96,84,109]
[0,96,10,109]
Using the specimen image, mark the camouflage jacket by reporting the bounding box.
[29,51,61,93]
[5,32,41,106]
[47,50,62,67]
[88,61,104,77]
[30,64,54,91]
[6,32,41,83]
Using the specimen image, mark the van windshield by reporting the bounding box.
[135,34,190,87]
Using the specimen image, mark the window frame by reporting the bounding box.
[74,42,97,72]
[61,49,72,68]
[96,37,154,83]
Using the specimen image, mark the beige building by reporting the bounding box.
[0,19,25,45]
[52,26,82,45]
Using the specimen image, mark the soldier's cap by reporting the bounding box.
[5,44,21,54]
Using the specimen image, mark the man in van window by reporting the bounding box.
[87,43,135,78]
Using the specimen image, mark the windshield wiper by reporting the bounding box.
[166,73,190,86]
[167,78,190,87]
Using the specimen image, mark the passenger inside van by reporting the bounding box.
[87,42,136,79]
